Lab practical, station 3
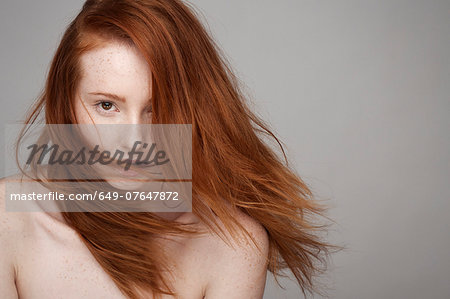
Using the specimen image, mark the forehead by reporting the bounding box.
[78,41,152,97]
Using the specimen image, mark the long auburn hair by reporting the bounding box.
[16,0,339,298]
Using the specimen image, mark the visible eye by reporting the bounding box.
[94,101,118,114]
[101,102,113,110]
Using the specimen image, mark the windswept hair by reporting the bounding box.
[16,0,339,298]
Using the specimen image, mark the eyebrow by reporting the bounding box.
[88,92,126,103]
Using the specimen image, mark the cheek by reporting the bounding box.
[72,97,122,154]
[73,97,93,124]
[72,98,103,149]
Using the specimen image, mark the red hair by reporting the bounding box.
[17,0,339,298]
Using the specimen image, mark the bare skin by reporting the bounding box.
[0,175,269,298]
[0,40,269,298]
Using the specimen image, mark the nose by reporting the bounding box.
[117,123,146,156]
[123,109,152,125]
[115,108,152,156]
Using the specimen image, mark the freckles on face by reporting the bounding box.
[74,40,153,124]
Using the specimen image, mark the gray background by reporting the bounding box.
[1,1,449,298]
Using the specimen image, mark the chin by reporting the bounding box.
[106,178,147,191]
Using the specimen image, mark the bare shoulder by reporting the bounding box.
[202,207,270,298]
[223,207,269,255]
[0,175,34,251]
[0,175,31,247]
[0,176,30,299]
[0,175,29,239]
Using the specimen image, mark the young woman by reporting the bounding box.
[0,0,337,298]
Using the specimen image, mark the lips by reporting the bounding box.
[115,160,161,177]
[116,167,140,177]
[130,160,153,169]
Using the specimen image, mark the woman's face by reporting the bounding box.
[74,40,155,189]
[75,40,153,125]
